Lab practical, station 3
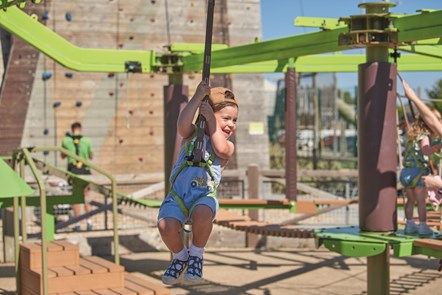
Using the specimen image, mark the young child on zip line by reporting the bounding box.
[157,80,239,284]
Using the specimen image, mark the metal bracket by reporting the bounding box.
[389,48,401,63]
[338,15,398,47]
[125,61,142,73]
[152,54,183,74]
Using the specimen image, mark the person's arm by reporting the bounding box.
[199,101,235,160]
[402,80,442,137]
[61,137,67,159]
[177,81,210,139]
[422,175,442,190]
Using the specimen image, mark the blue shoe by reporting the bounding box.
[404,223,418,235]
[162,258,187,285]
[184,255,203,282]
[418,224,433,236]
[73,225,81,232]
[86,222,93,231]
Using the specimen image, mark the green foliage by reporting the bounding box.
[342,91,354,104]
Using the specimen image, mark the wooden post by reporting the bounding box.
[246,164,259,248]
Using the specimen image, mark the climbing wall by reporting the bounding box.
[0,3,48,156]
[18,0,269,175]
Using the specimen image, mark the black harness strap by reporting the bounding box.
[192,0,215,164]
[70,134,83,168]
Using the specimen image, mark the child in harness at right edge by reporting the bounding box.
[157,81,239,284]
[400,112,441,236]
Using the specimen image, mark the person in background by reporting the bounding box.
[399,114,440,235]
[61,122,94,231]
[402,80,442,233]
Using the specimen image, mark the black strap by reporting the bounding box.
[192,0,215,164]
[69,134,83,156]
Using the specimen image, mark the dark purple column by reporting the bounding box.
[285,67,297,201]
[163,84,188,193]
[358,62,397,231]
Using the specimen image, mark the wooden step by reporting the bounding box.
[54,273,169,295]
[20,240,79,269]
[123,273,169,295]
[414,239,442,252]
[20,256,125,294]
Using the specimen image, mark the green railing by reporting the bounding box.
[10,146,119,295]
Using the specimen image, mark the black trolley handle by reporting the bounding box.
[192,0,215,164]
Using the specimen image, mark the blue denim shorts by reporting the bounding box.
[399,167,426,188]
[157,193,219,224]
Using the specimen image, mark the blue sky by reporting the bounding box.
[260,0,441,97]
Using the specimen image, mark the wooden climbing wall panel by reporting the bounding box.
[16,0,269,175]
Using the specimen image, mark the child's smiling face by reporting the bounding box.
[215,105,238,139]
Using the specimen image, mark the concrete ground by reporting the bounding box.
[1,247,441,295]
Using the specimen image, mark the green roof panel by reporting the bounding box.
[0,158,33,198]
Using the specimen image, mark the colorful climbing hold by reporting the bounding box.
[42,71,52,81]
[65,12,72,21]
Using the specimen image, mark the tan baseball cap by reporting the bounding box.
[209,87,237,107]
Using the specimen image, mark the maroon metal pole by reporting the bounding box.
[285,67,297,201]
[358,62,397,232]
[163,82,188,192]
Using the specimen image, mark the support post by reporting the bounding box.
[285,66,297,201]
[367,248,390,295]
[246,164,259,248]
[358,62,397,232]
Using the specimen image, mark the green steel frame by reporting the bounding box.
[0,4,441,74]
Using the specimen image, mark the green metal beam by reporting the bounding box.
[316,227,442,259]
[294,16,347,30]
[413,244,442,259]
[210,53,442,73]
[182,27,349,72]
[2,6,442,75]
[0,6,441,75]
[394,10,442,43]
[398,45,442,59]
[0,0,40,9]
[169,43,229,54]
[182,11,442,72]
[0,6,155,73]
